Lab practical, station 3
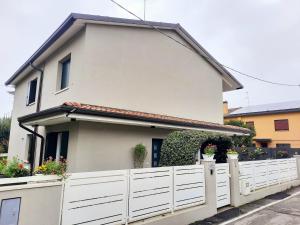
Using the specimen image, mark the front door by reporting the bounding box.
[152,139,163,167]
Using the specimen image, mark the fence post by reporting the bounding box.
[227,158,240,207]
[294,155,300,179]
[202,160,217,214]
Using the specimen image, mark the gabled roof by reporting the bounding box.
[225,100,300,118]
[5,13,243,90]
[18,102,250,134]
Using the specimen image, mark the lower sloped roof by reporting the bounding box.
[18,102,250,134]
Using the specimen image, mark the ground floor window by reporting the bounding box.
[45,131,69,161]
[152,139,163,167]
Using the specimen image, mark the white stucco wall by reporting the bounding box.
[66,122,171,172]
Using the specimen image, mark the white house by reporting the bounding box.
[5,13,248,172]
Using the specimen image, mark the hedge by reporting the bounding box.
[159,130,232,166]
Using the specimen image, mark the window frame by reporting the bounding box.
[274,119,289,131]
[246,121,255,129]
[26,78,38,106]
[57,55,71,91]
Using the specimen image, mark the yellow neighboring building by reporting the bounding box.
[224,101,300,148]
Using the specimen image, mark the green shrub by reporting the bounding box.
[133,144,147,168]
[159,130,232,166]
[225,120,255,147]
[2,157,30,178]
[277,150,289,158]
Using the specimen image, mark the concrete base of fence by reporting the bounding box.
[131,203,215,225]
[233,179,300,207]
[0,182,62,225]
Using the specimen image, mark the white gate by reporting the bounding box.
[216,163,230,208]
[61,170,128,225]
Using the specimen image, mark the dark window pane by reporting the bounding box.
[28,79,37,104]
[60,132,69,160]
[45,133,58,160]
[61,59,70,90]
[274,119,289,131]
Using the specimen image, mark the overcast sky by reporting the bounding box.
[1,0,300,116]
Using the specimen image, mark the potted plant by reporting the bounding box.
[2,157,30,178]
[34,157,67,178]
[202,144,216,161]
[133,144,147,168]
[227,149,239,159]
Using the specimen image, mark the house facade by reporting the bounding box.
[6,13,247,172]
[224,101,300,148]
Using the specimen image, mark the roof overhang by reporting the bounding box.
[6,13,243,91]
[18,104,249,136]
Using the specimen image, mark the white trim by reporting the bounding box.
[69,114,248,136]
[56,133,62,161]
[54,87,69,95]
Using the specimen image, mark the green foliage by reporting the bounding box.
[249,147,266,160]
[159,130,233,166]
[34,158,67,178]
[0,117,11,153]
[2,157,30,178]
[203,144,216,155]
[227,149,238,154]
[277,150,289,158]
[133,144,147,168]
[225,120,256,147]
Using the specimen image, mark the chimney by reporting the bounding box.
[223,101,229,115]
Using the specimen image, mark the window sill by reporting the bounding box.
[26,102,35,107]
[55,87,69,95]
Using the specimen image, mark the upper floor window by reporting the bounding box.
[27,78,37,105]
[246,121,254,129]
[274,119,289,131]
[276,143,291,148]
[58,56,71,90]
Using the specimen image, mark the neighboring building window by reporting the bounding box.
[246,121,254,129]
[27,78,37,105]
[274,119,289,131]
[58,56,71,90]
[45,131,69,161]
[276,143,291,148]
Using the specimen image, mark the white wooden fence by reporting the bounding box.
[61,165,205,225]
[239,158,298,192]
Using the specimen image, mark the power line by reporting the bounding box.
[109,0,300,88]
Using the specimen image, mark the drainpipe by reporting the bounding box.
[18,63,45,173]
[18,122,45,173]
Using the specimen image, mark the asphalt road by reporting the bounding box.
[227,194,300,225]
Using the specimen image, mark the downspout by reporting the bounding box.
[18,122,45,172]
[18,63,45,173]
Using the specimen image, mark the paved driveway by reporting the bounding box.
[228,194,300,225]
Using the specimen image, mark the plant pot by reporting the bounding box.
[202,154,215,161]
[227,154,239,160]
